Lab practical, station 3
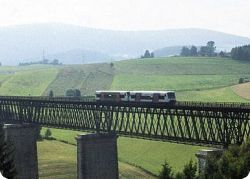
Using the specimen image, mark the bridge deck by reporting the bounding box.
[0,96,250,147]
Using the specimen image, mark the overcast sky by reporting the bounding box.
[0,0,249,37]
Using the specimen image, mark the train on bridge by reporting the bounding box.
[95,90,176,103]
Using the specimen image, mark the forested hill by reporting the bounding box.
[0,23,250,65]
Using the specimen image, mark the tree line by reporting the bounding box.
[19,58,62,66]
[231,44,250,61]
[141,50,154,58]
[180,41,217,57]
[181,41,250,60]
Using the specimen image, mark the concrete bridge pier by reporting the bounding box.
[76,133,119,179]
[4,123,39,179]
[195,148,223,175]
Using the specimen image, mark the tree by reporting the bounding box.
[44,128,52,139]
[203,139,250,179]
[219,51,225,57]
[180,47,190,56]
[239,78,244,84]
[144,50,151,58]
[65,89,81,97]
[74,89,81,97]
[206,41,216,57]
[159,161,174,179]
[49,90,54,97]
[42,59,49,64]
[182,160,197,179]
[190,46,198,56]
[199,46,208,56]
[52,59,59,65]
[0,124,16,179]
[65,89,75,97]
[231,45,250,61]
[110,62,114,68]
[150,52,154,58]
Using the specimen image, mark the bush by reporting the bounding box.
[239,78,244,84]
[65,89,81,97]
[158,160,197,179]
[203,139,250,179]
[239,77,249,84]
[182,160,197,179]
[49,90,54,97]
[159,161,174,179]
[44,128,52,139]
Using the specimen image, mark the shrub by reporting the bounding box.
[159,161,174,179]
[203,139,250,179]
[182,160,197,179]
[239,78,244,84]
[44,128,52,139]
[49,90,54,97]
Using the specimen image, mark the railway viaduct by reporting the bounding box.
[1,96,250,178]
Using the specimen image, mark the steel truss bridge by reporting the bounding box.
[0,96,250,147]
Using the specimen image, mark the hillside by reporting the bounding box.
[153,46,183,57]
[0,56,250,177]
[1,57,250,102]
[0,23,250,65]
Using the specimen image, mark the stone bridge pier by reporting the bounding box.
[3,122,119,179]
[76,133,119,179]
[4,123,39,179]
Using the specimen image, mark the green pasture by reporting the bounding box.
[111,74,247,91]
[44,63,114,96]
[177,87,249,102]
[114,57,250,75]
[38,139,156,178]
[3,56,250,177]
[41,128,205,175]
[0,67,58,96]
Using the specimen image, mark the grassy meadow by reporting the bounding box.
[1,56,250,178]
[41,128,205,175]
[38,140,155,179]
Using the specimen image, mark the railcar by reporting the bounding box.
[129,91,176,103]
[95,90,176,103]
[96,91,130,102]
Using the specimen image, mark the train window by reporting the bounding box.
[168,93,176,98]
[159,96,165,100]
[96,94,101,97]
[140,95,152,100]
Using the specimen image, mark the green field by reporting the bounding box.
[2,56,250,177]
[1,57,249,101]
[43,64,114,96]
[41,128,205,175]
[0,66,59,96]
[38,140,155,179]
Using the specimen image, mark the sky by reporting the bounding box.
[0,0,249,37]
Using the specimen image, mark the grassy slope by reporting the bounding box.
[0,67,59,96]
[38,140,156,179]
[44,63,114,96]
[41,128,205,175]
[177,87,249,102]
[112,57,250,102]
[2,57,250,177]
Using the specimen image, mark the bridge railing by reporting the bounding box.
[0,96,250,146]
